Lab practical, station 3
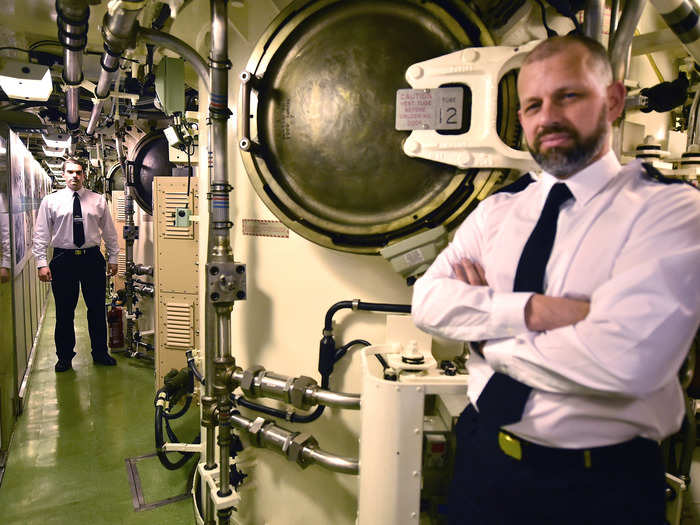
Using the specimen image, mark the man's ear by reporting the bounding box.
[606,81,626,122]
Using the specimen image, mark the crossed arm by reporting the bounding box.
[454,259,590,332]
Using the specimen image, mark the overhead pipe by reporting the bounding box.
[609,1,648,83]
[651,0,700,65]
[56,0,90,132]
[687,88,700,146]
[137,27,210,93]
[87,0,146,135]
[583,0,605,44]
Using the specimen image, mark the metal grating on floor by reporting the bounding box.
[125,453,191,511]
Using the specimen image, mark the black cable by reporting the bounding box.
[155,404,196,470]
[334,339,371,363]
[187,353,205,385]
[535,0,558,37]
[0,46,31,54]
[163,393,193,419]
[375,353,390,370]
[323,300,411,331]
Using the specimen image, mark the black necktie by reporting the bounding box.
[73,192,85,247]
[476,182,573,427]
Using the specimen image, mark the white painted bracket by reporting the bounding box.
[197,461,242,511]
[402,41,540,171]
[163,442,204,453]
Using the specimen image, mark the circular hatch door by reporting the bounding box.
[239,0,521,254]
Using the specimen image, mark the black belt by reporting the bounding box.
[497,429,659,471]
[54,246,99,256]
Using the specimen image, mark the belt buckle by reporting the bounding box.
[75,249,84,255]
[498,431,522,461]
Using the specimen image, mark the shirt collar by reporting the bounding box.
[63,186,85,197]
[538,150,621,207]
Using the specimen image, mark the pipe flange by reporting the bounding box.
[240,365,265,397]
[288,433,318,469]
[289,376,318,410]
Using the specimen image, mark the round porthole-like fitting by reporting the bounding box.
[127,131,175,215]
[239,0,521,254]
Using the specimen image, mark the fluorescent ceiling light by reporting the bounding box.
[43,145,65,157]
[45,160,64,170]
[43,132,71,149]
[0,58,53,102]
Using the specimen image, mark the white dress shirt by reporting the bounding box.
[32,187,119,267]
[412,151,700,447]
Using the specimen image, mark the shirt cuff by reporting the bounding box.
[489,291,533,337]
[37,259,48,268]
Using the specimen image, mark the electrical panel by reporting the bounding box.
[153,176,199,388]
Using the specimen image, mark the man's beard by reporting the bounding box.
[528,109,608,178]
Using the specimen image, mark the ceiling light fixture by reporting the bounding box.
[0,57,53,102]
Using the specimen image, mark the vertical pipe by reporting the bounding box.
[56,1,90,131]
[609,1,647,83]
[609,0,620,48]
[115,128,135,356]
[609,1,648,157]
[206,2,234,524]
[583,0,605,43]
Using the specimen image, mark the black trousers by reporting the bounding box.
[448,404,667,525]
[49,248,108,360]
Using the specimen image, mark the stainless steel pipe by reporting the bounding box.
[138,27,210,93]
[609,1,648,82]
[301,447,359,475]
[56,0,90,131]
[308,389,361,410]
[87,0,145,135]
[583,0,605,43]
[230,412,360,475]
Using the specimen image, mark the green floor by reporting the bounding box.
[0,295,200,525]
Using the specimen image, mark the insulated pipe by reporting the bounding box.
[583,0,605,44]
[56,0,90,131]
[229,412,360,475]
[138,27,210,93]
[87,0,146,136]
[651,0,700,65]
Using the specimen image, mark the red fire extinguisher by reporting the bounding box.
[108,305,125,348]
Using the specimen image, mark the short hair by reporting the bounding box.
[522,34,613,85]
[63,155,85,173]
